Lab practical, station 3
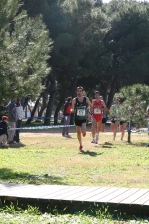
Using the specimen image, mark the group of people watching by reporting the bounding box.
[0,97,24,148]
[62,86,127,151]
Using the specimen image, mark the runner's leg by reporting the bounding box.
[96,121,101,143]
[91,118,96,142]
[81,122,86,137]
[121,123,126,140]
[76,125,82,146]
[113,121,119,140]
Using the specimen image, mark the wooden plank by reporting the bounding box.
[20,185,68,196]
[95,188,129,203]
[131,190,149,205]
[40,186,91,200]
[69,187,108,201]
[0,184,39,196]
[119,189,148,205]
[108,188,140,204]
[83,187,119,202]
[4,185,70,198]
[21,186,80,199]
[50,187,100,201]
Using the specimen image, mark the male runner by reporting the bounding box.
[71,86,92,151]
[91,91,107,144]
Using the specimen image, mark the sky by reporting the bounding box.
[103,0,149,2]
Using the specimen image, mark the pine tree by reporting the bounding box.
[0,1,52,101]
[115,84,149,143]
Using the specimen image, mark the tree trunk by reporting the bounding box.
[44,75,56,125]
[38,105,46,118]
[38,93,48,118]
[28,104,32,114]
[106,84,116,109]
[103,80,111,104]
[127,120,131,143]
[21,96,31,110]
[26,96,41,124]
[54,97,65,125]
[128,130,131,143]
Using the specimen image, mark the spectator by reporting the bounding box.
[62,97,72,137]
[5,97,18,144]
[0,116,8,148]
[0,100,7,121]
[13,98,24,143]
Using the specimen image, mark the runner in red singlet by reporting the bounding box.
[91,91,107,144]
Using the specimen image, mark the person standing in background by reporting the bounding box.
[5,97,18,144]
[0,116,8,148]
[62,97,72,137]
[13,98,24,143]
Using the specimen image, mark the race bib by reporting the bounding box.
[94,108,101,114]
[77,108,86,116]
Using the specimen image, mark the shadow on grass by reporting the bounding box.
[102,142,114,149]
[7,143,26,149]
[128,142,149,147]
[0,168,67,185]
[80,150,102,157]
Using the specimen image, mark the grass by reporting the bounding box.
[0,129,149,188]
[0,200,148,224]
[0,126,149,223]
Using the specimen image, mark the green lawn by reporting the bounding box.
[0,130,149,188]
[0,129,149,223]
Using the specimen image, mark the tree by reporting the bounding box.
[115,84,149,143]
[101,0,149,107]
[0,0,52,102]
[21,0,109,124]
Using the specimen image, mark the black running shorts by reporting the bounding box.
[75,119,86,126]
[102,118,107,124]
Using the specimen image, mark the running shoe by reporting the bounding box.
[79,145,83,151]
[91,139,96,143]
[82,133,86,137]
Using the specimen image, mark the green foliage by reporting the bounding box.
[0,200,148,223]
[117,84,149,128]
[0,0,52,101]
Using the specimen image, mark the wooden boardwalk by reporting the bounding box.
[0,183,149,215]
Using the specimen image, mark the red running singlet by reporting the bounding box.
[92,99,103,122]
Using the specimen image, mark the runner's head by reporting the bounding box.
[95,91,100,100]
[76,86,84,97]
